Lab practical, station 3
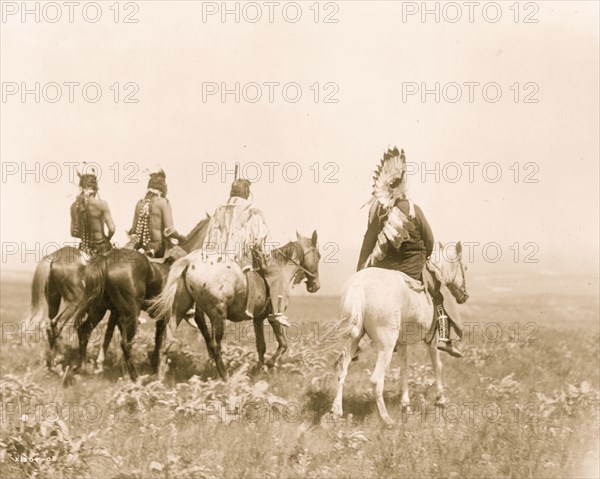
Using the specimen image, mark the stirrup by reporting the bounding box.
[270,313,290,328]
[437,340,462,358]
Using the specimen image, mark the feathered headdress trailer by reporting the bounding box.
[363,146,416,268]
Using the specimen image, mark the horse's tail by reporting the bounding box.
[24,259,52,328]
[339,284,365,340]
[313,283,365,352]
[148,256,190,325]
[78,255,108,314]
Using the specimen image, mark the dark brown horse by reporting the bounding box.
[75,217,210,381]
[25,246,87,368]
[149,231,322,380]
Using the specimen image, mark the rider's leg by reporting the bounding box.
[264,265,290,328]
[424,268,462,358]
[243,271,258,319]
[241,256,257,318]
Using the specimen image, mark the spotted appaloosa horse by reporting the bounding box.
[331,241,469,426]
[149,231,321,380]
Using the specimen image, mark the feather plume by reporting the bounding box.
[363,147,414,267]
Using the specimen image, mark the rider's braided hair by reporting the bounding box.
[75,172,98,255]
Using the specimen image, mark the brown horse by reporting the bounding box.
[24,246,87,368]
[75,217,210,381]
[149,231,322,380]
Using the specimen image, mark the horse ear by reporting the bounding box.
[311,230,318,245]
[456,241,462,258]
[296,230,301,240]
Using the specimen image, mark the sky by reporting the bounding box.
[1,1,598,294]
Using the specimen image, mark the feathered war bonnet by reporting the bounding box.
[148,169,168,196]
[365,146,409,223]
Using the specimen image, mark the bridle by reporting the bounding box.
[277,242,318,279]
[429,254,468,298]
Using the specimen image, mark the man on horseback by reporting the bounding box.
[202,178,291,327]
[357,147,462,358]
[127,170,188,258]
[70,170,115,257]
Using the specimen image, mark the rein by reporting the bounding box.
[428,255,467,293]
[275,242,317,278]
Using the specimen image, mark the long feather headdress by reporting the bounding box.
[361,147,414,268]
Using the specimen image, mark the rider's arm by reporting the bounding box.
[356,204,383,271]
[129,201,141,235]
[101,201,116,240]
[160,198,174,231]
[415,204,434,259]
[248,209,270,246]
[70,201,80,238]
[161,199,187,243]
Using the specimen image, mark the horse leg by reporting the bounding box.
[331,332,363,418]
[265,318,288,369]
[371,347,396,427]
[96,311,117,373]
[55,301,83,364]
[397,341,412,412]
[429,340,447,405]
[152,319,171,379]
[115,304,140,382]
[208,315,228,380]
[45,289,61,369]
[253,318,267,370]
[193,309,217,363]
[77,304,107,374]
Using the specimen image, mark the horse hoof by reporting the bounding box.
[320,411,341,427]
[402,404,413,414]
[435,396,448,407]
[383,418,396,429]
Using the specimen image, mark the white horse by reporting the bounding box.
[331,241,469,426]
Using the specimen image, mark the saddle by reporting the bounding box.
[397,271,427,293]
[147,256,168,264]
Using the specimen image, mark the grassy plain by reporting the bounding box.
[0,271,598,478]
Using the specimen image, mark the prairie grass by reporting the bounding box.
[1,274,598,478]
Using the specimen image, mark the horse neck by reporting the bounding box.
[181,218,210,253]
[272,241,303,278]
[429,257,452,286]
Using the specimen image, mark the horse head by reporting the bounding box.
[431,241,469,304]
[296,230,321,293]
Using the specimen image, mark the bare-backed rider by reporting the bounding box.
[127,170,187,258]
[70,170,115,257]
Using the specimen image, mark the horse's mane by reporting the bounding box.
[271,241,301,267]
[186,215,210,240]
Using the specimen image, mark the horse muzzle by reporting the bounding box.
[456,292,469,304]
[448,283,469,304]
[307,279,320,293]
